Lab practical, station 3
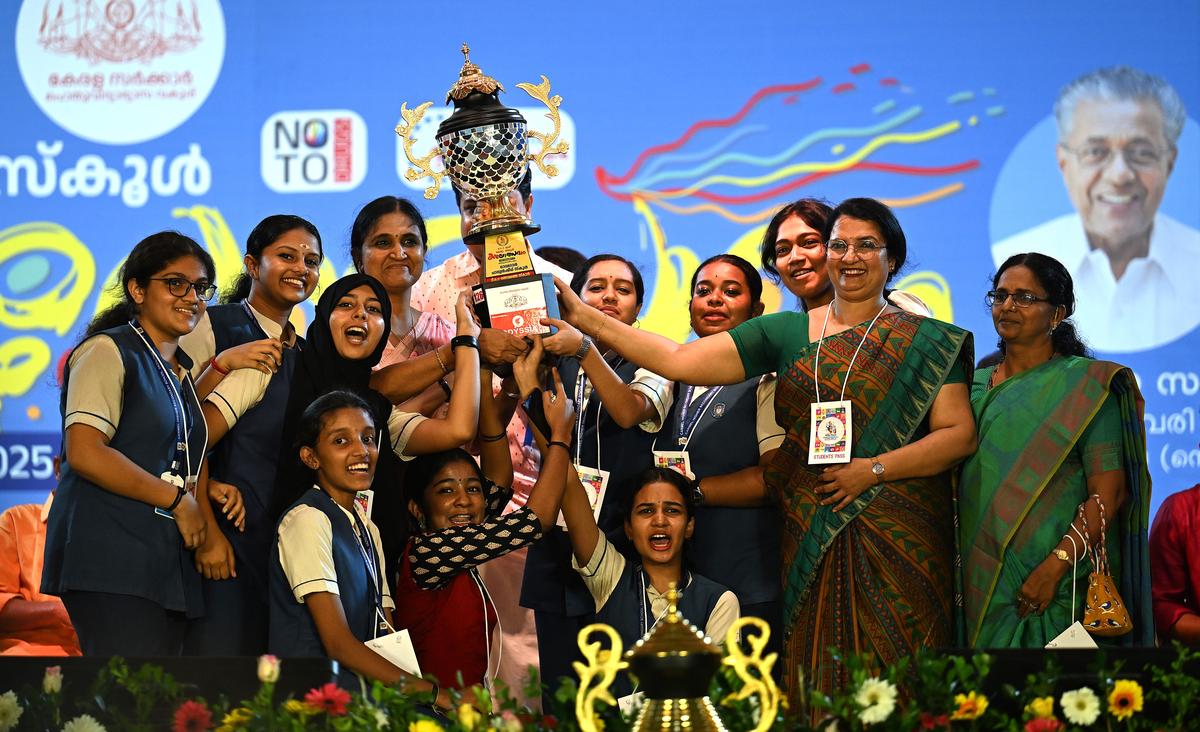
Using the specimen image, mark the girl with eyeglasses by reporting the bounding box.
[44,231,217,655]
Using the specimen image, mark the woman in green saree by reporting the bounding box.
[959,252,1153,648]
[544,198,978,700]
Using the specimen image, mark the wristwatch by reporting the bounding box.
[574,335,594,361]
[1052,549,1072,563]
[870,458,885,483]
[450,335,479,351]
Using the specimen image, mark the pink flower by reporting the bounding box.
[173,700,212,732]
[43,666,63,694]
[919,712,950,730]
[1024,718,1063,732]
[304,683,351,717]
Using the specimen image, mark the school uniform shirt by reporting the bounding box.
[44,326,207,616]
[178,301,298,380]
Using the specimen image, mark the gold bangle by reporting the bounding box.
[433,346,450,375]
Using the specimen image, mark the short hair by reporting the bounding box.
[689,253,763,310]
[294,390,376,454]
[349,196,429,271]
[452,166,533,207]
[570,253,646,306]
[1054,66,1186,147]
[822,197,907,282]
[760,198,834,282]
[623,467,696,522]
[535,246,588,277]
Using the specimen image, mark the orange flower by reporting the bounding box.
[951,691,989,721]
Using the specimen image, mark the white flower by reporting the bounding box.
[256,654,281,683]
[62,713,107,732]
[43,665,63,694]
[854,677,897,726]
[0,691,23,732]
[1061,687,1101,726]
[373,707,388,729]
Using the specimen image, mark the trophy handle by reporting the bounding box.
[393,101,446,200]
[516,76,570,178]
[722,616,780,732]
[573,623,627,732]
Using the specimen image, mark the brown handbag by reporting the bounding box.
[1078,495,1132,637]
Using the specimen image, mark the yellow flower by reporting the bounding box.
[216,706,253,732]
[284,699,318,716]
[457,703,482,730]
[1107,679,1144,721]
[1025,696,1054,719]
[951,691,989,721]
[409,719,444,732]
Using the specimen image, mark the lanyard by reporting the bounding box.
[128,320,195,477]
[348,504,383,608]
[674,385,722,449]
[572,369,604,468]
[637,569,690,637]
[812,303,888,402]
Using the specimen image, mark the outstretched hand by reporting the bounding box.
[540,317,584,357]
[454,290,482,338]
[542,367,575,443]
[512,334,545,400]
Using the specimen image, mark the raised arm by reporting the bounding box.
[550,277,747,386]
[402,292,482,453]
[521,370,575,532]
[477,365,514,491]
[194,338,282,400]
[541,317,659,428]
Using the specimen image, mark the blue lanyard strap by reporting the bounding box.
[128,320,187,473]
[674,385,722,447]
[347,505,385,616]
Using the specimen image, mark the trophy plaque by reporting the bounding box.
[395,44,568,337]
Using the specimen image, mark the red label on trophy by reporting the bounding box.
[484,279,553,337]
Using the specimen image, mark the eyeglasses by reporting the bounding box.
[150,277,217,301]
[985,290,1051,308]
[826,239,886,257]
[1058,142,1166,170]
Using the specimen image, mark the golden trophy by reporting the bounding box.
[575,585,780,732]
[395,44,568,337]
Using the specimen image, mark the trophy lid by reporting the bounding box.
[625,582,723,700]
[437,44,526,137]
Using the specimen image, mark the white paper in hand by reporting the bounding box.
[618,691,644,716]
[1045,621,1098,649]
[366,629,422,676]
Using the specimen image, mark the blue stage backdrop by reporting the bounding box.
[2,1,1197,518]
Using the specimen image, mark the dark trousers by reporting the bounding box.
[534,610,589,709]
[62,591,188,656]
[740,600,783,681]
[183,573,268,656]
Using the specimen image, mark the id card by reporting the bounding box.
[365,628,422,676]
[808,400,852,465]
[618,691,644,716]
[155,471,186,519]
[354,490,375,519]
[652,450,693,480]
[559,465,609,529]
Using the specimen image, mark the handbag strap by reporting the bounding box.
[1076,494,1111,576]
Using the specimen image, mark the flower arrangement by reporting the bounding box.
[0,645,1194,731]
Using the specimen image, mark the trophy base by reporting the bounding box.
[471,273,560,338]
[632,697,726,732]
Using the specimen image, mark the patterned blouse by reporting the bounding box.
[406,478,542,590]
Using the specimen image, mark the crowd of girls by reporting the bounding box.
[41,191,1153,713]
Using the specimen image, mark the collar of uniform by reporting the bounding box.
[246,301,298,348]
[40,492,54,522]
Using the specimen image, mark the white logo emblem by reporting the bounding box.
[260,110,368,193]
[16,0,226,145]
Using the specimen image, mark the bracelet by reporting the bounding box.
[429,681,440,706]
[593,313,609,341]
[433,346,450,375]
[546,440,570,452]
[480,431,507,442]
[574,335,594,361]
[451,335,480,351]
[166,486,185,512]
[209,356,229,376]
[437,377,452,399]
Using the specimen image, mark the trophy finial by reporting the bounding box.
[446,44,504,103]
[666,582,680,622]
